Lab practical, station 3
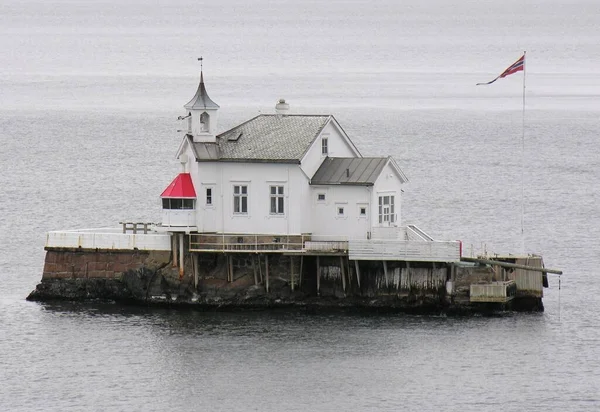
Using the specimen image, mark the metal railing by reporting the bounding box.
[188,233,351,253]
[189,233,307,252]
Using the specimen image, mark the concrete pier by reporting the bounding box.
[28,228,557,313]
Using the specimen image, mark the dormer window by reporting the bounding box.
[321,137,328,155]
[200,112,210,132]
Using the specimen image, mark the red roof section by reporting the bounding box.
[160,173,197,198]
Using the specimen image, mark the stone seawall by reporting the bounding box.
[27,248,543,313]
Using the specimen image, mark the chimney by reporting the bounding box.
[275,98,290,115]
[179,154,188,173]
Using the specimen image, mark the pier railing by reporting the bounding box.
[45,227,171,251]
[189,233,307,252]
[348,239,462,262]
[188,233,351,253]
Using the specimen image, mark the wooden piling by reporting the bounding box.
[354,260,361,288]
[299,255,304,288]
[172,234,178,268]
[316,256,320,295]
[383,260,389,287]
[178,233,184,280]
[265,255,270,293]
[340,256,346,292]
[290,257,295,291]
[252,255,258,286]
[193,253,199,288]
[228,255,234,283]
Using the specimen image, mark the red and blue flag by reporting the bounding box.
[477,54,525,85]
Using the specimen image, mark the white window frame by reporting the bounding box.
[335,202,348,219]
[316,192,326,203]
[358,204,368,219]
[269,185,285,215]
[233,184,249,215]
[206,187,213,207]
[321,137,328,155]
[378,194,396,225]
[202,184,216,208]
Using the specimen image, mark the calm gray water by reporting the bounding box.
[1,0,599,410]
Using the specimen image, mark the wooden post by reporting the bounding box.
[354,260,361,288]
[383,260,389,288]
[194,253,199,289]
[299,255,304,288]
[252,255,258,286]
[290,257,295,291]
[265,255,270,293]
[172,234,178,267]
[228,255,234,283]
[406,261,411,289]
[316,256,320,295]
[179,233,184,280]
[340,256,346,292]
[258,255,263,284]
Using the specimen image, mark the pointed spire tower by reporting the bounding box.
[184,57,220,143]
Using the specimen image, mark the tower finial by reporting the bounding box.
[198,56,204,82]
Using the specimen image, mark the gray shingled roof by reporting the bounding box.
[311,157,388,185]
[211,114,331,162]
[184,73,220,110]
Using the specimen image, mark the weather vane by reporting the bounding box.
[198,56,203,71]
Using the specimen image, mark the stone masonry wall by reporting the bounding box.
[42,248,172,280]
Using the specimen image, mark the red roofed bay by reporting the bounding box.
[160,173,196,198]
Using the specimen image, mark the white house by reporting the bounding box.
[160,71,408,241]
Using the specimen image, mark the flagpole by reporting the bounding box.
[521,50,526,254]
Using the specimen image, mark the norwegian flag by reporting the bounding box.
[477,54,525,85]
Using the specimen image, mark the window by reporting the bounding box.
[206,188,212,206]
[359,206,367,216]
[317,193,326,202]
[321,137,328,155]
[233,185,248,214]
[171,199,183,209]
[200,112,209,132]
[378,195,395,224]
[270,185,284,214]
[337,206,345,216]
[162,198,195,210]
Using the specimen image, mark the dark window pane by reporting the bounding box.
[171,199,183,209]
[270,197,276,213]
[162,199,170,209]
[241,186,247,194]
[278,197,284,213]
[241,197,247,213]
[270,186,276,194]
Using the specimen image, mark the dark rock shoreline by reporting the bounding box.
[26,277,536,315]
